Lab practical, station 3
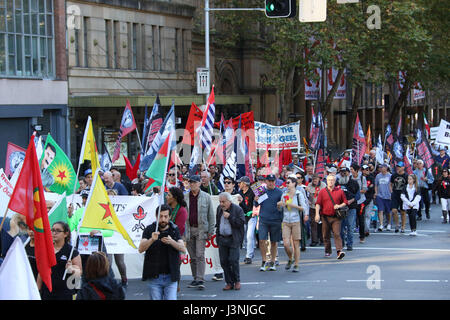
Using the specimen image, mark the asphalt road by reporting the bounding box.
[124,203,450,301]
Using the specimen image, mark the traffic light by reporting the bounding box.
[265,0,296,18]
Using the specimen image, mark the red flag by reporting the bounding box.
[8,135,56,292]
[351,113,366,165]
[182,102,203,146]
[113,100,137,162]
[124,153,141,181]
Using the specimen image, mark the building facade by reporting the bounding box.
[0,0,68,174]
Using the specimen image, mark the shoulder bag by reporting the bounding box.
[325,188,348,220]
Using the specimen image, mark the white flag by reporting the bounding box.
[376,134,384,164]
[0,237,41,300]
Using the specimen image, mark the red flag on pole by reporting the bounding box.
[113,100,137,162]
[351,113,366,165]
[124,153,141,181]
[182,102,203,146]
[7,135,56,292]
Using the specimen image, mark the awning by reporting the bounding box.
[68,95,251,108]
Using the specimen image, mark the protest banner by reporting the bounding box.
[255,121,301,150]
[0,169,15,219]
[45,193,240,278]
[436,119,450,146]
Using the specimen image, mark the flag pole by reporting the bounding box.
[155,132,173,232]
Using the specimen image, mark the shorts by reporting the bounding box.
[282,221,301,241]
[258,221,282,242]
[376,197,391,213]
[391,192,403,211]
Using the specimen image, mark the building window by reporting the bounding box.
[0,0,55,78]
[83,16,89,67]
[131,23,137,70]
[105,19,111,68]
[113,21,119,68]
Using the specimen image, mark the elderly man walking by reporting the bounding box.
[216,192,245,291]
[184,175,215,289]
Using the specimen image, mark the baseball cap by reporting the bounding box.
[237,176,251,184]
[362,164,370,170]
[80,189,90,198]
[327,167,337,173]
[189,175,201,182]
[84,168,92,176]
[396,161,404,167]
[265,174,276,181]
[340,167,350,172]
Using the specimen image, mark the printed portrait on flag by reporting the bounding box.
[5,142,26,178]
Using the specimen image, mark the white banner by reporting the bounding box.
[327,68,346,99]
[0,169,15,219]
[255,121,301,150]
[436,119,450,146]
[45,193,240,278]
[305,68,321,100]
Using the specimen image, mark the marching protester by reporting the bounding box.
[306,174,326,246]
[413,160,434,220]
[166,187,189,236]
[350,164,368,242]
[38,221,82,300]
[200,170,220,195]
[437,168,450,224]
[184,175,216,289]
[223,177,237,195]
[390,162,408,233]
[237,176,256,265]
[400,174,422,236]
[375,164,392,231]
[294,172,309,251]
[315,175,348,260]
[166,167,182,190]
[256,174,283,271]
[76,251,125,300]
[103,171,129,195]
[278,177,308,272]
[337,167,359,251]
[139,204,186,300]
[361,164,375,237]
[216,192,245,290]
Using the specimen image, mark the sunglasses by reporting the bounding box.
[224,181,233,184]
[168,174,176,176]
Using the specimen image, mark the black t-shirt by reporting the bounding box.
[391,173,408,192]
[142,222,182,281]
[25,243,38,281]
[239,188,255,223]
[41,242,80,300]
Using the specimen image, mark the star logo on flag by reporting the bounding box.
[99,202,113,223]
[56,170,67,182]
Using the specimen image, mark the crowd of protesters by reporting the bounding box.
[1,142,449,300]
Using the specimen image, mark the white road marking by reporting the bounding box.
[340,297,382,300]
[346,279,384,282]
[404,280,445,283]
[286,280,327,284]
[304,246,450,253]
[273,295,291,298]
[180,294,217,297]
[240,282,266,285]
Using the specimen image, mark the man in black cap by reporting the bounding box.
[237,176,256,264]
[184,175,215,289]
[255,174,283,271]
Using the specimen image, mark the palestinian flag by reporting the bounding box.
[8,135,56,292]
[40,134,79,195]
[144,133,172,193]
[79,169,136,249]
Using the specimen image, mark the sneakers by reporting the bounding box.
[426,212,430,219]
[360,238,365,244]
[386,224,391,231]
[337,251,346,260]
[285,260,293,270]
[377,226,383,232]
[269,261,276,271]
[188,280,205,289]
[347,246,353,251]
[292,265,300,272]
[325,253,331,258]
[244,257,252,264]
[274,259,280,266]
[409,230,417,236]
[260,261,268,272]
[395,227,399,233]
[400,229,405,233]
[212,273,223,281]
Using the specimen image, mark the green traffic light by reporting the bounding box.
[269,3,275,11]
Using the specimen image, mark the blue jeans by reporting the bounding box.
[147,274,178,300]
[246,216,257,259]
[340,208,356,248]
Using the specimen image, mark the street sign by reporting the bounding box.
[197,68,210,94]
[299,0,326,22]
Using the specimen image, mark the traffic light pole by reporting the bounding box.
[204,0,265,103]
